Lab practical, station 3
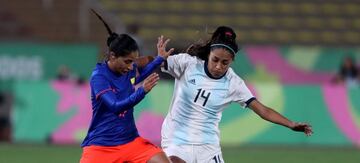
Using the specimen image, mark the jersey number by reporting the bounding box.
[194,88,211,106]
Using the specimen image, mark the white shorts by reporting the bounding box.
[162,143,224,163]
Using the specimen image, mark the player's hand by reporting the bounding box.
[142,73,159,93]
[157,35,174,59]
[290,122,313,136]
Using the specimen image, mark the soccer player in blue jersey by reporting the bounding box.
[160,26,313,163]
[80,11,174,163]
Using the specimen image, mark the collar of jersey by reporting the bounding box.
[204,60,227,80]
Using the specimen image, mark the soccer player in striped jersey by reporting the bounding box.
[161,26,313,163]
[80,11,174,163]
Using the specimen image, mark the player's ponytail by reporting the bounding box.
[91,9,118,46]
[91,9,138,57]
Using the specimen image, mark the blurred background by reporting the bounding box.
[1,0,360,162]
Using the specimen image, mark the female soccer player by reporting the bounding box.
[161,26,313,163]
[80,11,173,163]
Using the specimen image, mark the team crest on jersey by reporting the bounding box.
[130,77,135,85]
[188,79,196,85]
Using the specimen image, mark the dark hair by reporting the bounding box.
[187,26,238,60]
[91,9,138,57]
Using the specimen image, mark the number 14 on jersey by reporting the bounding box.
[194,88,211,106]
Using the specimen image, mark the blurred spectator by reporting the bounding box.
[56,65,87,88]
[333,56,360,87]
[56,65,76,82]
[76,76,87,86]
[0,91,12,142]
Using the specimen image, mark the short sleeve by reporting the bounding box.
[229,73,255,108]
[161,53,195,79]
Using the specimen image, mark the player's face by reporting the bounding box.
[111,51,139,75]
[207,48,233,78]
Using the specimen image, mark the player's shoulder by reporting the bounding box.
[90,63,109,79]
[91,63,105,75]
[176,53,192,57]
[173,53,199,63]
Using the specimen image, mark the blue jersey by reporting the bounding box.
[81,56,164,147]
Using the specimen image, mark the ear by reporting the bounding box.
[109,51,117,60]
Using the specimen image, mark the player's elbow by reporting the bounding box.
[257,108,272,120]
[106,101,126,114]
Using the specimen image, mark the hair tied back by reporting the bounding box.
[91,9,118,46]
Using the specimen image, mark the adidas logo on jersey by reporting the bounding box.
[188,79,196,85]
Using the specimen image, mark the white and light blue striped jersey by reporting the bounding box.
[161,53,254,145]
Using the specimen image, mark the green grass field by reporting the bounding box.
[1,143,359,163]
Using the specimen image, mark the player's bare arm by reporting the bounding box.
[248,99,313,136]
[135,56,155,68]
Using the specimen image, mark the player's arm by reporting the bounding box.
[135,36,174,84]
[248,99,313,136]
[134,56,164,84]
[135,56,155,68]
[92,73,159,114]
[134,55,154,78]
